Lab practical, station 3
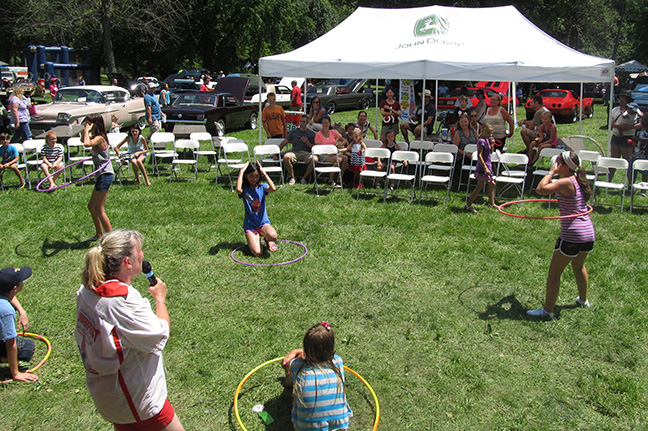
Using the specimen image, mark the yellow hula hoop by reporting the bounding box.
[1,332,52,383]
[233,357,380,431]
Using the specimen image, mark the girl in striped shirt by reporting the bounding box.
[282,322,352,431]
[528,151,594,319]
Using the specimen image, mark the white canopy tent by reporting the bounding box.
[259,5,615,147]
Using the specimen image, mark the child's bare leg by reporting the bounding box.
[41,164,55,187]
[467,179,485,207]
[52,162,64,183]
[130,159,141,184]
[261,224,278,251]
[486,182,496,205]
[137,157,151,185]
[246,232,263,256]
[9,165,24,187]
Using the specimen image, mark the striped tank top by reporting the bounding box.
[557,176,595,243]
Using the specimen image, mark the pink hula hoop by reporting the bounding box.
[497,199,594,220]
[36,158,111,192]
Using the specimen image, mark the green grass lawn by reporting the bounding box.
[0,103,646,430]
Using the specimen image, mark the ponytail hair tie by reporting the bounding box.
[562,151,579,171]
[97,245,102,253]
[321,321,331,331]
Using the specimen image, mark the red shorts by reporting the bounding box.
[114,399,175,431]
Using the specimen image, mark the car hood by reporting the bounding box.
[31,102,112,121]
[212,77,249,104]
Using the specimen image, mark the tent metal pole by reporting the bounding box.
[375,78,379,139]
[421,79,426,140]
[579,82,584,134]
[303,78,308,119]
[258,75,263,145]
[512,81,518,146]
[435,79,438,136]
[607,78,614,156]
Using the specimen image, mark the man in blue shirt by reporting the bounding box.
[0,132,25,189]
[0,266,37,382]
[144,83,162,134]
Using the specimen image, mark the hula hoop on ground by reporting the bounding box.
[497,199,594,220]
[1,332,52,383]
[230,239,308,267]
[36,158,111,192]
[233,357,380,431]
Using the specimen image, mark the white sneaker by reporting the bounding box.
[527,307,555,319]
[288,178,296,186]
[575,296,590,307]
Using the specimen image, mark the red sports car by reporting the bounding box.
[437,87,511,111]
[525,89,593,122]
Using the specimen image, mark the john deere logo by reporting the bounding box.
[414,15,449,37]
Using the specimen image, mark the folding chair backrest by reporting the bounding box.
[597,157,628,171]
[537,147,562,162]
[254,144,281,158]
[396,141,409,150]
[499,153,528,166]
[68,137,83,147]
[425,152,454,165]
[633,159,648,176]
[312,144,338,157]
[391,150,419,163]
[433,143,458,154]
[23,139,45,152]
[463,143,478,155]
[364,139,383,149]
[174,139,199,151]
[264,138,284,147]
[223,142,249,155]
[190,132,213,143]
[107,133,127,147]
[365,148,391,161]
[150,132,175,150]
[409,140,434,151]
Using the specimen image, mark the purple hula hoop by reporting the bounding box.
[36,158,111,192]
[231,239,308,267]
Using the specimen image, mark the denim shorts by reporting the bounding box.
[0,336,35,361]
[95,173,114,192]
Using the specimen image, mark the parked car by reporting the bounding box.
[303,79,373,114]
[437,87,511,111]
[29,85,146,133]
[162,76,258,135]
[245,84,293,107]
[525,89,594,122]
[631,84,648,113]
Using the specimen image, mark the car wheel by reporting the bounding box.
[248,112,258,130]
[137,116,147,129]
[588,104,594,118]
[571,107,578,123]
[360,98,370,109]
[326,101,336,114]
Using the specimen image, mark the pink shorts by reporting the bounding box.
[114,399,175,431]
[245,224,271,235]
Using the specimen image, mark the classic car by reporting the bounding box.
[437,87,511,111]
[631,84,648,113]
[245,84,293,107]
[29,85,146,133]
[162,76,258,135]
[303,79,373,114]
[524,89,593,122]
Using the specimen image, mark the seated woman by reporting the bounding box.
[307,96,328,132]
[354,111,378,140]
[452,113,477,165]
[314,116,348,186]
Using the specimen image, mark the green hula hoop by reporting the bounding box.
[233,357,380,431]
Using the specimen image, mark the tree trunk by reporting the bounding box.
[101,0,116,73]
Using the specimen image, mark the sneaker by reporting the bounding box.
[527,307,555,319]
[300,178,307,185]
[575,296,590,307]
[288,178,296,186]
[389,185,394,191]
[464,205,477,213]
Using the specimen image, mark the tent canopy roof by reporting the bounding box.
[260,5,613,83]
[616,59,648,73]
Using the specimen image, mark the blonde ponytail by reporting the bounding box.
[81,230,143,289]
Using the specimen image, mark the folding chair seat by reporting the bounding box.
[0,143,28,190]
[220,141,250,191]
[254,144,285,191]
[383,150,419,203]
[531,147,563,189]
[419,152,454,206]
[191,132,217,172]
[170,139,199,182]
[592,157,628,210]
[630,159,648,212]
[149,132,176,176]
[495,153,528,201]
[458,143,478,192]
[357,147,390,199]
[577,150,606,182]
[312,144,343,196]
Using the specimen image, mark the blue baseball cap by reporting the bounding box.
[0,266,32,293]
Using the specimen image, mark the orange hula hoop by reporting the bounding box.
[497,199,593,220]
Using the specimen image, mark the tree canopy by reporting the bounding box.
[0,0,646,78]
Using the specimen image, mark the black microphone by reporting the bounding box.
[142,260,157,286]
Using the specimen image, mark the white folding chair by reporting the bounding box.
[37,142,67,186]
[409,140,435,173]
[395,141,409,150]
[364,139,383,149]
[0,143,28,190]
[431,143,458,186]
[357,147,390,199]
[495,153,528,201]
[170,139,199,182]
[22,139,45,188]
[630,159,648,212]
[190,132,217,172]
[419,152,454,206]
[458,143,478,192]
[531,147,563,189]
[107,132,127,148]
[220,141,250,191]
[254,144,285,192]
[149,132,176,176]
[593,157,628,210]
[312,144,342,196]
[578,149,606,182]
[384,150,419,203]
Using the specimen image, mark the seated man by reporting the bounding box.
[40,131,65,189]
[400,89,436,144]
[0,133,25,189]
[0,266,38,382]
[519,94,550,154]
[277,115,316,185]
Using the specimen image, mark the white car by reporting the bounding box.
[245,84,293,108]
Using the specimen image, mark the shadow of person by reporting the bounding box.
[227,379,292,431]
[478,294,528,321]
[40,237,93,258]
[209,242,244,256]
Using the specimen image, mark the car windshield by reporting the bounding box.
[54,89,105,103]
[542,91,568,98]
[174,94,217,106]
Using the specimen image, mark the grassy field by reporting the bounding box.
[1,103,646,430]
